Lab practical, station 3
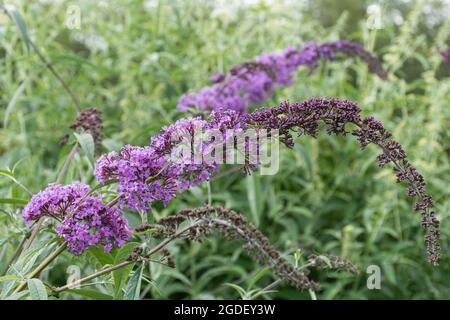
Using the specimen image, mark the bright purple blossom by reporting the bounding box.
[95,117,225,211]
[22,182,131,254]
[22,182,90,224]
[56,197,131,255]
[177,40,387,113]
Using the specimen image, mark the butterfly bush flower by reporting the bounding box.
[245,98,440,265]
[95,97,439,265]
[22,182,131,254]
[56,197,131,254]
[95,118,225,211]
[95,112,251,211]
[22,182,90,223]
[177,40,387,113]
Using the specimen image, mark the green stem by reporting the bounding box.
[28,41,82,113]
[308,289,318,300]
[51,221,202,294]
[55,143,79,184]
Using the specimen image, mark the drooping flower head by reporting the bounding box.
[177,40,387,113]
[56,197,131,254]
[95,117,223,211]
[95,97,439,265]
[22,182,131,254]
[245,98,440,265]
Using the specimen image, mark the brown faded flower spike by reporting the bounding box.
[246,98,440,265]
[70,107,103,153]
[146,205,321,291]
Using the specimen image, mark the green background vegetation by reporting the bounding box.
[0,0,449,299]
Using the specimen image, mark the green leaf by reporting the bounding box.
[113,242,138,299]
[246,175,261,226]
[66,289,113,300]
[88,247,114,266]
[3,78,29,128]
[4,290,29,300]
[74,132,95,169]
[247,267,270,290]
[123,264,144,300]
[223,283,247,299]
[4,4,31,52]
[0,198,28,205]
[0,169,32,195]
[27,279,48,300]
[0,275,20,282]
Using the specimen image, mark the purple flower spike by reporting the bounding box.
[95,118,223,212]
[177,40,387,114]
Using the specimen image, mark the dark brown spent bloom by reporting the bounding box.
[230,61,278,81]
[70,107,103,153]
[134,223,160,233]
[126,245,143,261]
[161,248,176,268]
[245,98,440,265]
[308,254,359,274]
[154,205,320,291]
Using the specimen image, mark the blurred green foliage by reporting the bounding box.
[0,0,449,299]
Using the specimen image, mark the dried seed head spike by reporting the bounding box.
[308,254,359,274]
[70,107,103,153]
[153,205,320,291]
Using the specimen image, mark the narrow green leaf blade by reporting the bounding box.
[88,247,114,266]
[123,264,144,300]
[0,275,20,282]
[0,198,28,205]
[3,78,28,128]
[66,289,113,300]
[113,242,138,299]
[74,132,95,169]
[4,4,31,52]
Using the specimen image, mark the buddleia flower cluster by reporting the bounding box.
[177,40,387,113]
[23,98,439,265]
[22,182,131,254]
[95,112,246,211]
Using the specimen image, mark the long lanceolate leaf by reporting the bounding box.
[123,264,144,300]
[0,169,32,196]
[2,4,31,52]
[3,78,29,128]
